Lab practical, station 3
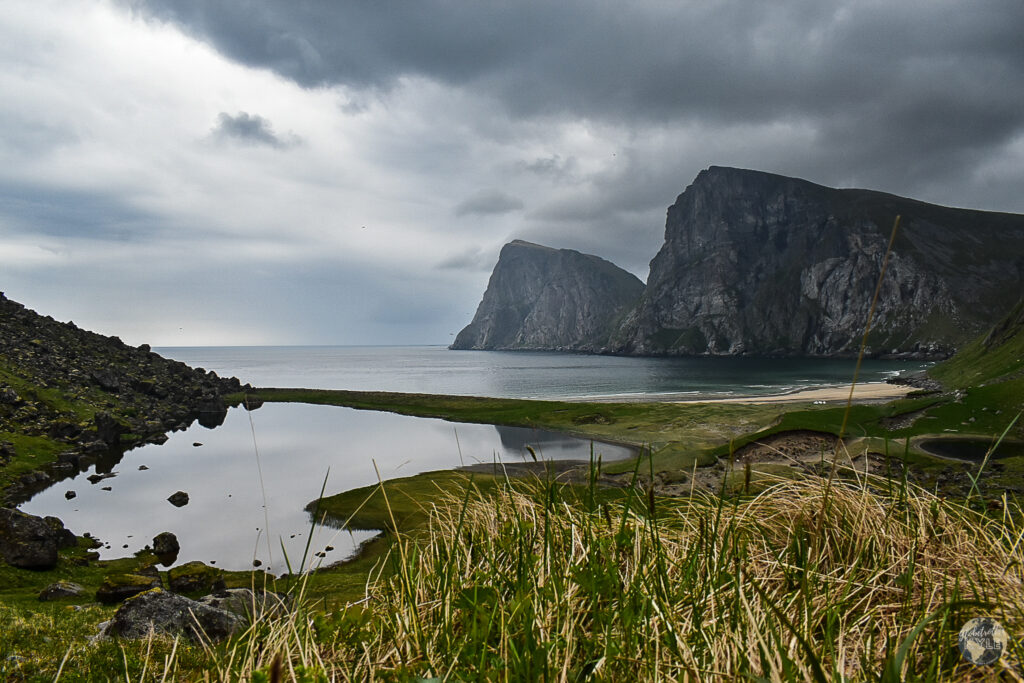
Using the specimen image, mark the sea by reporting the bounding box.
[19,346,925,573]
[154,345,923,401]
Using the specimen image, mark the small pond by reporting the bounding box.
[18,403,634,574]
[918,438,1024,462]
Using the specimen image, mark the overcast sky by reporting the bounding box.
[3,0,1023,345]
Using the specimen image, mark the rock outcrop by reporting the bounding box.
[0,292,250,503]
[611,167,1024,358]
[450,240,645,351]
[0,508,76,570]
[455,168,1024,358]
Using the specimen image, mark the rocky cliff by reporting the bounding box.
[450,240,645,351]
[610,167,1024,358]
[0,292,248,503]
[457,168,1024,358]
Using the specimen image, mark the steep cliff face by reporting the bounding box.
[610,167,1024,357]
[450,240,645,351]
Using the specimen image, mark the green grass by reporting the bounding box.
[929,299,1024,388]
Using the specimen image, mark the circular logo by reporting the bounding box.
[958,617,1008,666]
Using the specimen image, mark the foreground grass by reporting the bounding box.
[11,466,1017,681]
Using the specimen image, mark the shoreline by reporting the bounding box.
[555,381,914,405]
[676,381,914,404]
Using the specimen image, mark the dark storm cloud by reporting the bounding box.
[454,189,524,217]
[211,111,297,148]
[127,0,1024,212]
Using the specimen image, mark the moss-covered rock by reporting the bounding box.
[95,570,162,604]
[168,561,220,594]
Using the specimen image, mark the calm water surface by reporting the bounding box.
[158,346,923,399]
[20,402,633,573]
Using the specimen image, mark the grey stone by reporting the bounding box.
[39,580,85,601]
[196,588,290,620]
[100,588,242,642]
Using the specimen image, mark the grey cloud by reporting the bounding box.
[211,111,297,148]
[0,181,160,241]
[128,0,1024,212]
[454,190,524,217]
[435,246,494,272]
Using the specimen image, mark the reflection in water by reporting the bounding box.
[494,425,624,462]
[19,403,633,574]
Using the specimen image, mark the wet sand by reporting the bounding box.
[674,382,912,404]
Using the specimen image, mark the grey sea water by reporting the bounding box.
[156,345,923,400]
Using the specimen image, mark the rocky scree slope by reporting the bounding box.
[451,240,645,351]
[609,167,1024,358]
[0,292,247,503]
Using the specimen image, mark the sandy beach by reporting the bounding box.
[675,382,913,405]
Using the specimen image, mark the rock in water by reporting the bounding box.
[167,491,189,507]
[152,531,180,565]
[450,240,645,351]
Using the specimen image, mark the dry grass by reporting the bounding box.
[276,467,1024,681]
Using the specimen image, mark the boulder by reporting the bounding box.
[168,561,219,594]
[96,570,162,604]
[197,588,290,620]
[94,411,127,446]
[167,491,189,507]
[0,508,72,569]
[100,588,242,642]
[44,516,78,549]
[39,580,85,601]
[152,531,180,566]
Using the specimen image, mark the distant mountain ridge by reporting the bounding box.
[450,240,645,352]
[454,167,1024,358]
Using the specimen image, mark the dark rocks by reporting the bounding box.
[0,508,74,570]
[39,580,85,601]
[96,569,163,604]
[0,291,245,505]
[93,412,128,447]
[168,561,219,593]
[196,397,228,429]
[100,588,243,642]
[152,531,180,565]
[167,491,189,507]
[90,369,122,392]
[65,490,76,500]
[87,472,116,484]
